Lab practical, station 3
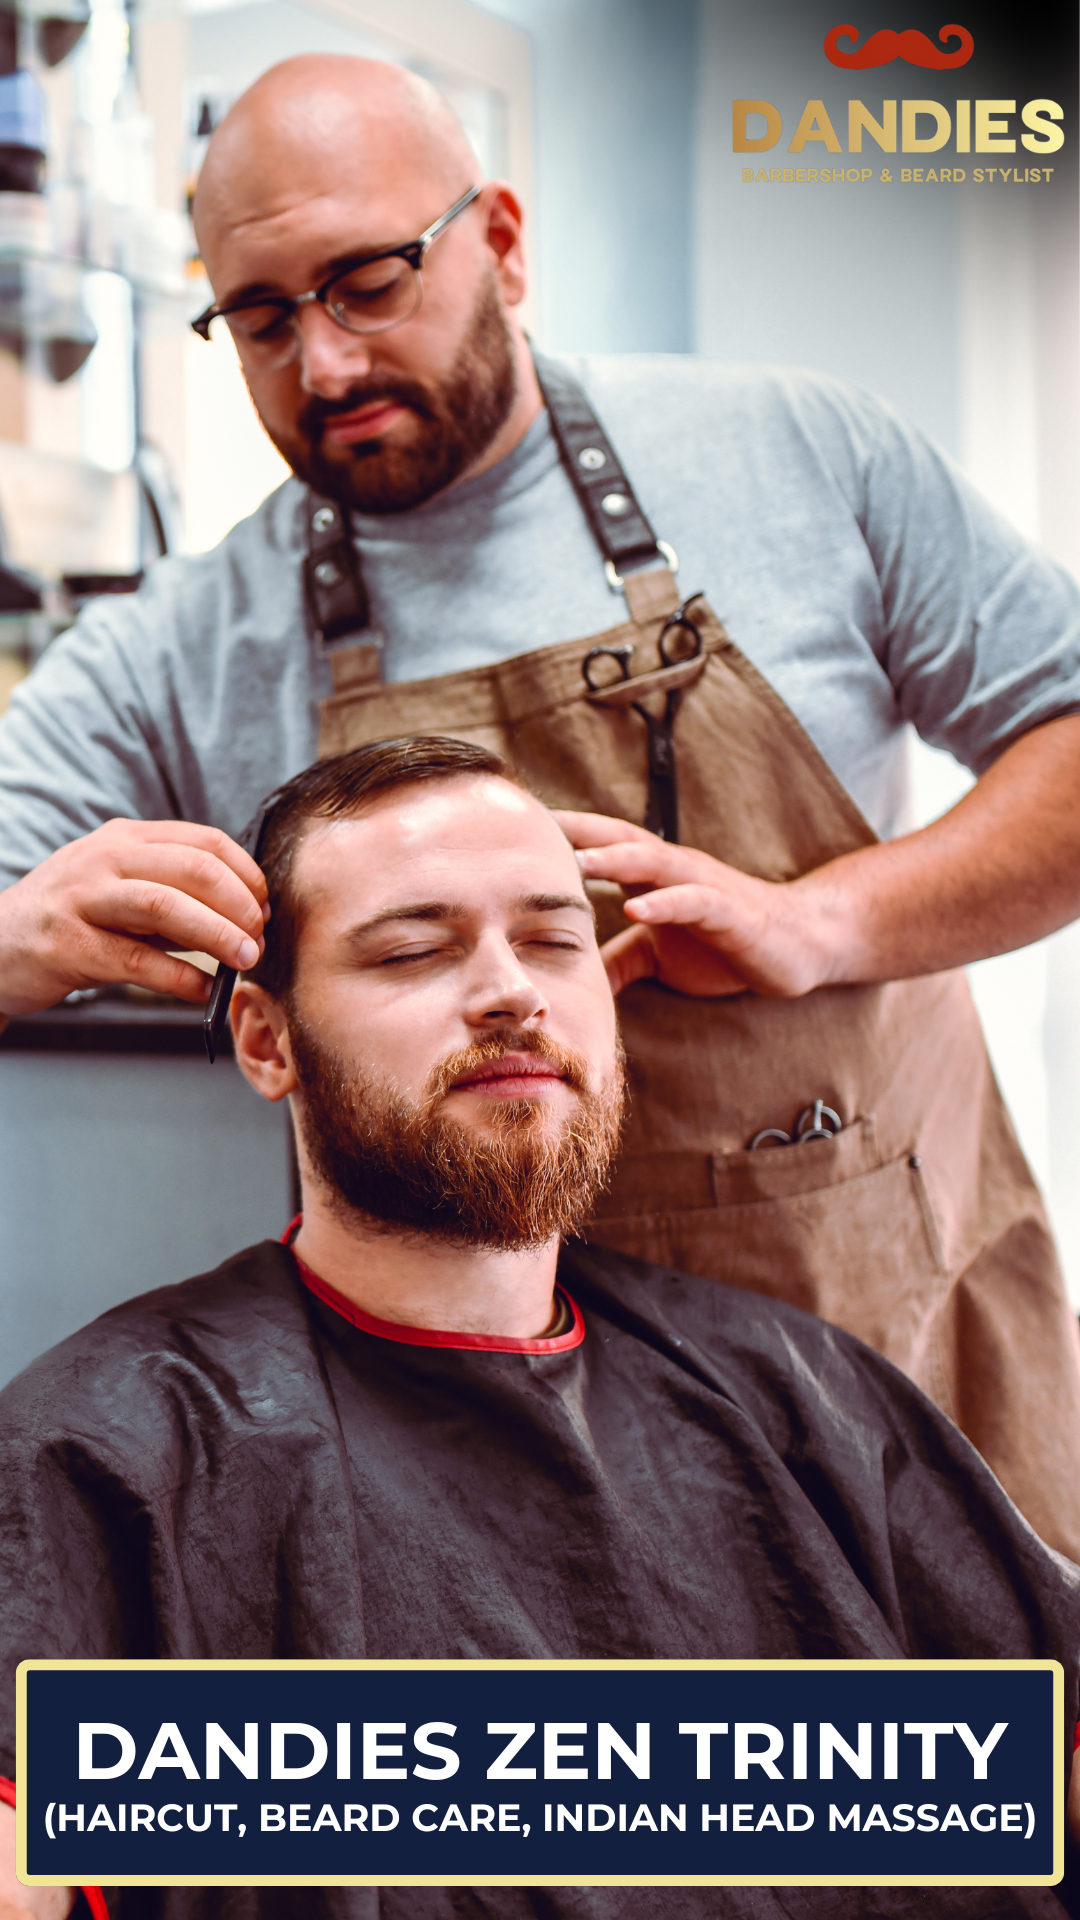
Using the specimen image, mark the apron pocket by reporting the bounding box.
[589,1120,949,1386]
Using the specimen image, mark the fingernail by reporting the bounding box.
[238,936,259,968]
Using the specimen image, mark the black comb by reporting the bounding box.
[203,799,272,1064]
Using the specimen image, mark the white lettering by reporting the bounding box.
[271,1724,329,1781]
[830,1803,860,1831]
[940,1804,969,1831]
[205,1724,257,1782]
[362,1725,406,1781]
[904,1724,954,1780]
[413,1723,459,1781]
[138,1724,200,1782]
[545,1725,588,1780]
[734,1724,784,1780]
[597,1724,650,1781]
[486,1724,537,1781]
[820,1725,872,1780]
[953,1723,1007,1779]
[679,1724,729,1780]
[79,1725,136,1781]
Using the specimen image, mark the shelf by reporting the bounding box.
[0,242,200,312]
[0,986,224,1056]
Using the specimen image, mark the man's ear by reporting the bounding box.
[230,981,297,1102]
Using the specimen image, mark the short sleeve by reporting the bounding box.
[800,378,1080,772]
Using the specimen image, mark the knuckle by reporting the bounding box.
[120,939,156,978]
[100,815,138,845]
[138,882,174,923]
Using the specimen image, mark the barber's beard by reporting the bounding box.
[287,1020,626,1251]
[269,272,518,514]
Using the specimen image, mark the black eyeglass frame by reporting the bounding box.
[190,184,483,347]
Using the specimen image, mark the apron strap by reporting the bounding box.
[532,350,670,582]
[303,493,369,643]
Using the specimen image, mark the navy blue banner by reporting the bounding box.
[17,1661,1062,1885]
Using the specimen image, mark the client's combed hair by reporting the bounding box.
[250,736,511,999]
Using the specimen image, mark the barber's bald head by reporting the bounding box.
[194,57,476,263]
[191,55,537,515]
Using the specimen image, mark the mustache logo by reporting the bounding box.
[825,23,974,68]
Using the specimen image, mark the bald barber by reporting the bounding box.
[3,56,1080,1553]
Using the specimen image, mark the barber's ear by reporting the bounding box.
[483,183,527,307]
[230,981,297,1102]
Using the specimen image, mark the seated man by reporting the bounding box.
[1,734,1079,1920]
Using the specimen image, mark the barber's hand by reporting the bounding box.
[0,819,268,1018]
[0,1804,74,1920]
[555,811,830,1000]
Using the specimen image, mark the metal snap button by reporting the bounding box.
[578,446,606,470]
[313,560,340,586]
[601,492,630,516]
[311,506,336,533]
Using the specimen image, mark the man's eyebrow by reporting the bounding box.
[342,893,596,942]
[518,891,597,924]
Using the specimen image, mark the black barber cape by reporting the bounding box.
[2,1238,1079,1920]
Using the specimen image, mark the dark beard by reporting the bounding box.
[288,1020,626,1251]
[268,273,518,514]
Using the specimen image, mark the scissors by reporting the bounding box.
[581,595,706,843]
[748,1101,843,1150]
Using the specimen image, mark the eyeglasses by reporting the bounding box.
[190,184,482,371]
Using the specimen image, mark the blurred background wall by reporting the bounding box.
[1,0,1077,1380]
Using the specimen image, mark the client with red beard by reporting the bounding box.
[1,736,1079,1920]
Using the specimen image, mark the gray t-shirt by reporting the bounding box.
[1,353,1078,885]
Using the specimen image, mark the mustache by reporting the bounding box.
[825,24,974,69]
[426,1030,592,1104]
[296,377,439,441]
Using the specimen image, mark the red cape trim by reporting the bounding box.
[282,1219,584,1353]
[0,1778,109,1918]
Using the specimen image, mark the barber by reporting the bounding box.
[2,55,1080,1555]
